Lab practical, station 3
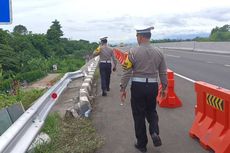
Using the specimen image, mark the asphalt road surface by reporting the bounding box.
[163,49,230,89]
[92,46,227,153]
[93,64,213,153]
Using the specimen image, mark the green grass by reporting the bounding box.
[0,67,103,153]
[0,89,44,110]
[34,113,104,153]
[33,113,61,153]
[94,68,100,80]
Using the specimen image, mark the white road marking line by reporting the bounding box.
[174,72,195,83]
[224,64,230,67]
[165,54,181,58]
[207,61,213,64]
[164,50,230,57]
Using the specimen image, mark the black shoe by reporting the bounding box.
[107,88,110,91]
[102,91,107,96]
[134,143,147,153]
[151,133,162,147]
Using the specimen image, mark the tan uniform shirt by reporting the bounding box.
[93,44,117,65]
[120,42,167,91]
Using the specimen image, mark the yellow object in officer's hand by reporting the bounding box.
[122,56,132,70]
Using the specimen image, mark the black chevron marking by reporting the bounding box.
[206,94,224,111]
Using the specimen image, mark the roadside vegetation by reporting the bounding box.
[32,68,103,153]
[1,20,103,153]
[34,113,104,153]
[0,19,98,108]
[0,89,44,109]
[0,19,98,94]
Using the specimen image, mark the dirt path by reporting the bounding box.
[25,73,60,90]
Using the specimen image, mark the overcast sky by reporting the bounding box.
[1,0,230,43]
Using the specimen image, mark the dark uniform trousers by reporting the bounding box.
[99,62,112,91]
[131,81,159,148]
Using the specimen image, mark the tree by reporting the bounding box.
[0,29,11,45]
[209,24,230,41]
[10,34,34,53]
[210,27,219,36]
[219,25,230,32]
[0,64,2,78]
[0,44,20,78]
[46,20,63,43]
[28,34,51,58]
[13,25,28,35]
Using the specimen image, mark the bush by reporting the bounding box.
[15,70,47,83]
[0,89,44,110]
[19,89,45,109]
[0,93,17,109]
[51,57,85,73]
[0,78,12,91]
[34,114,104,153]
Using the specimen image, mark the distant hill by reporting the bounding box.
[164,32,209,40]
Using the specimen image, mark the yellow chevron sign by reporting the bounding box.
[206,94,224,111]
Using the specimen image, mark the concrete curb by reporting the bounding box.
[74,56,99,117]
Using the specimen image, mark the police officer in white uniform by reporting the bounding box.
[120,27,167,152]
[93,37,117,96]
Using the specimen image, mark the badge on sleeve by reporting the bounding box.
[95,46,101,54]
[122,56,132,70]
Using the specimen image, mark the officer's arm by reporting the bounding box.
[158,54,168,90]
[120,68,132,91]
[111,51,117,67]
[120,51,134,91]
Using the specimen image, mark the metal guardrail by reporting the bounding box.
[154,42,230,55]
[159,46,230,55]
[0,57,99,153]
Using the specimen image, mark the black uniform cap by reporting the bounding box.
[100,36,108,44]
[100,37,108,41]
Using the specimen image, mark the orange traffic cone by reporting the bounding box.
[157,69,182,108]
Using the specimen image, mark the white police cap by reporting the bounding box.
[100,36,108,41]
[136,26,154,34]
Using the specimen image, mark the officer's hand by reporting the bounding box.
[120,91,126,102]
[112,67,116,72]
[160,90,167,99]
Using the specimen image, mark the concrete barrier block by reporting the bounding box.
[75,96,92,117]
[84,78,92,85]
[88,71,94,76]
[80,88,93,101]
[86,75,94,80]
[65,107,80,118]
[27,132,51,153]
[82,82,91,93]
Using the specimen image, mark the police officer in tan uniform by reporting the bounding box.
[93,37,117,96]
[120,27,167,152]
